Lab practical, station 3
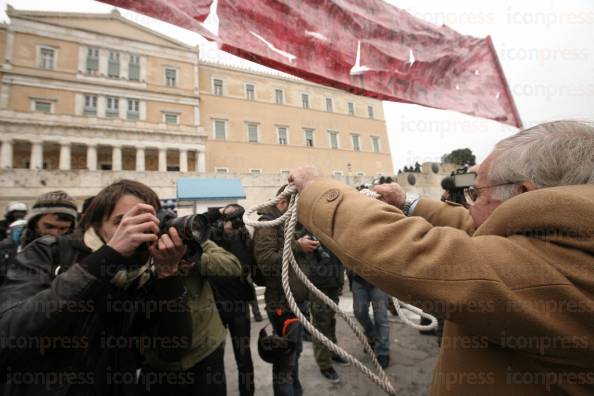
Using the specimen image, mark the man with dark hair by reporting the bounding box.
[20,190,77,249]
[209,203,257,396]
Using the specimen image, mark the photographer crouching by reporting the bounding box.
[0,179,193,396]
[289,120,594,395]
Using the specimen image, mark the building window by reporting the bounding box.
[215,167,229,174]
[249,168,262,175]
[129,55,140,81]
[106,97,119,117]
[165,68,177,87]
[275,89,284,104]
[127,99,140,120]
[83,95,97,116]
[164,113,179,124]
[328,131,339,149]
[356,171,366,176]
[368,105,374,119]
[280,169,290,178]
[34,100,52,113]
[325,97,333,112]
[351,134,361,151]
[86,48,99,74]
[247,123,259,143]
[39,47,55,70]
[246,84,255,101]
[304,129,314,147]
[332,171,344,177]
[213,79,223,96]
[371,136,380,153]
[108,51,120,78]
[214,119,226,140]
[348,102,355,116]
[277,127,288,145]
[301,93,309,109]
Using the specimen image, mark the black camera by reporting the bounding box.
[156,209,210,261]
[440,166,477,206]
[309,235,332,262]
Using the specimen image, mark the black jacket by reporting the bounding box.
[209,228,256,304]
[0,235,192,396]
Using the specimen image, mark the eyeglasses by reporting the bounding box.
[463,182,520,204]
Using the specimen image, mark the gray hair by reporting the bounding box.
[489,120,594,201]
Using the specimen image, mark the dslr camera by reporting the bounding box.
[440,166,477,206]
[156,209,210,261]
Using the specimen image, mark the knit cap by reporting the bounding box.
[26,190,78,224]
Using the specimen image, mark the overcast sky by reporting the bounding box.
[2,0,593,172]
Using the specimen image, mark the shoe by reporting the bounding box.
[377,355,390,369]
[331,354,351,366]
[320,367,340,384]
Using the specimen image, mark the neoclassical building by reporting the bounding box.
[0,6,206,174]
[0,6,393,211]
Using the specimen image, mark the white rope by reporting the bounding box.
[245,185,438,395]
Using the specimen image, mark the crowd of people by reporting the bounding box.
[0,119,592,396]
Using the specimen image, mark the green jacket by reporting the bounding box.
[253,206,308,311]
[144,240,241,371]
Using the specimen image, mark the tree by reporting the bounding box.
[414,162,421,172]
[441,148,476,166]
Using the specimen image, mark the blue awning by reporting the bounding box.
[176,178,246,201]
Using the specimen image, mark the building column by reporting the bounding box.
[0,140,13,169]
[30,142,43,170]
[158,148,167,172]
[136,147,145,171]
[179,149,188,173]
[59,143,71,170]
[86,144,97,171]
[112,145,122,171]
[196,150,206,173]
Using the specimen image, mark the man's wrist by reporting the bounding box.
[402,192,420,216]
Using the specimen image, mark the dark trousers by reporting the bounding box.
[266,305,304,396]
[218,300,255,396]
[138,342,226,396]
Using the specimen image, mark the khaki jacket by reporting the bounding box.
[298,179,594,396]
[144,240,241,371]
[253,206,308,310]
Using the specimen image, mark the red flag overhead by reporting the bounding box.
[102,0,522,128]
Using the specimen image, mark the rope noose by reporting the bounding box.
[244,185,438,396]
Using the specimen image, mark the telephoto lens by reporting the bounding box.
[156,209,210,261]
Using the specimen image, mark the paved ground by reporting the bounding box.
[223,291,440,395]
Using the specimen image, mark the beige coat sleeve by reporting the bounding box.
[413,198,475,235]
[297,179,592,360]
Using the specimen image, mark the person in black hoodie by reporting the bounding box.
[208,203,257,396]
[0,179,192,396]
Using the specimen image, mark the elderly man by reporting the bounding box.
[289,120,594,395]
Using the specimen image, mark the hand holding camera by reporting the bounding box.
[297,235,320,253]
[150,227,187,279]
[107,203,160,257]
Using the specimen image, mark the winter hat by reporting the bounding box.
[26,190,78,224]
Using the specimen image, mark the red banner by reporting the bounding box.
[101,0,522,128]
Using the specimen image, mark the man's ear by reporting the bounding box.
[519,181,537,193]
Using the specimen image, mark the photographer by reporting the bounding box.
[289,121,594,395]
[0,179,193,396]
